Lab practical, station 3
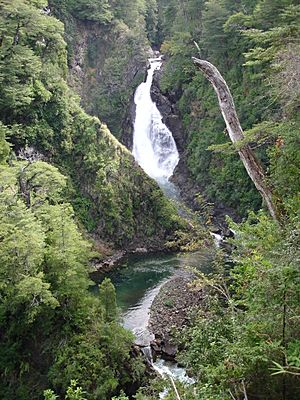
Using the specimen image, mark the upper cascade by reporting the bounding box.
[132,57,179,184]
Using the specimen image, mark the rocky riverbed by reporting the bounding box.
[148,269,205,360]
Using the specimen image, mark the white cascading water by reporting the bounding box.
[131,56,195,396]
[133,57,179,185]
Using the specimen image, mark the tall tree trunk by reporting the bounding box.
[192,56,281,222]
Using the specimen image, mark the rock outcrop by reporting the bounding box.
[150,67,186,154]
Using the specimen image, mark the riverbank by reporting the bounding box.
[148,269,205,360]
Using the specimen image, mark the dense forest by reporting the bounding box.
[0,0,184,398]
[0,0,300,399]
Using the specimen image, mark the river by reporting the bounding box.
[116,54,211,388]
[93,54,214,392]
[97,251,213,344]
[92,249,212,393]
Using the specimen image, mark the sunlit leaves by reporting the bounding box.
[24,161,67,205]
[14,273,59,322]
[69,0,113,24]
[0,124,11,163]
[0,187,45,284]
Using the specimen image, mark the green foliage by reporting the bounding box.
[99,278,117,322]
[0,0,66,122]
[44,389,59,400]
[156,0,300,217]
[87,20,148,138]
[2,0,300,399]
[155,3,300,398]
[51,0,154,138]
[0,1,186,398]
[0,158,145,399]
[44,380,87,400]
[69,0,113,24]
[163,299,174,308]
[145,0,158,44]
[112,390,129,400]
[178,212,300,399]
[0,123,10,163]
[0,0,182,248]
[66,380,87,400]
[268,121,300,209]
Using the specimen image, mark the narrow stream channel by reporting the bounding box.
[104,252,212,343]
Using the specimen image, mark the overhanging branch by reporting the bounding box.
[192,56,281,222]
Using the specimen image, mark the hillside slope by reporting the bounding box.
[0,0,185,252]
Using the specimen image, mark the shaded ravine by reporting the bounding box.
[127,54,184,348]
[118,54,205,388]
[91,54,219,394]
[103,252,212,345]
[109,253,179,346]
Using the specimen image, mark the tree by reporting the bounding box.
[0,123,10,163]
[192,55,281,222]
[44,380,86,400]
[0,0,66,123]
[99,278,117,323]
[145,0,158,44]
[70,0,113,23]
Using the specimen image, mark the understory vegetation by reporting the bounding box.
[49,0,158,139]
[0,0,300,399]
[0,0,184,248]
[0,150,147,398]
[153,0,300,218]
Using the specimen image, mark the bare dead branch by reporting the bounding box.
[192,56,282,223]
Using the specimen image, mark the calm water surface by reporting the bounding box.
[92,250,213,344]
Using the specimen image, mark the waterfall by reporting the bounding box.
[210,232,223,247]
[132,57,179,185]
[130,56,195,394]
[153,358,195,399]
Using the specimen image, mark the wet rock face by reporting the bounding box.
[150,69,186,154]
[121,95,136,150]
[121,60,186,157]
[122,345,156,396]
[121,57,238,233]
[150,336,177,362]
[121,65,149,150]
[121,59,199,213]
[149,65,207,215]
[149,62,241,230]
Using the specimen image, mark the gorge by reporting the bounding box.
[1,1,300,400]
[92,53,213,388]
